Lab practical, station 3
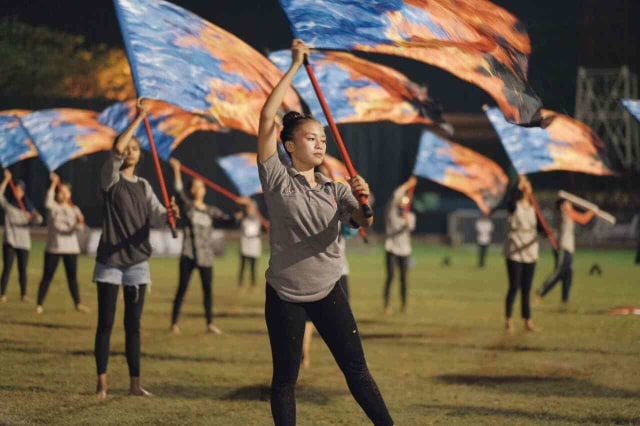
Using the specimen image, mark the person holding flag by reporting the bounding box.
[503,175,541,335]
[536,197,596,305]
[237,199,265,292]
[0,170,43,302]
[35,172,90,314]
[257,39,393,426]
[383,176,417,315]
[92,99,180,399]
[168,158,248,335]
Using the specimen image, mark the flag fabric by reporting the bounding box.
[621,99,640,123]
[113,0,301,136]
[0,110,38,168]
[216,153,262,196]
[269,50,443,126]
[99,100,221,160]
[485,107,613,175]
[412,130,508,214]
[322,155,350,184]
[278,0,542,125]
[20,109,117,171]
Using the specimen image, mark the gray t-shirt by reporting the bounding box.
[1,195,42,250]
[175,183,229,268]
[503,201,539,263]
[259,152,359,302]
[45,189,84,254]
[240,214,262,258]
[558,211,575,254]
[384,188,416,257]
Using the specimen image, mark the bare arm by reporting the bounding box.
[46,173,60,210]
[569,208,595,225]
[113,99,149,157]
[257,39,308,163]
[0,170,11,207]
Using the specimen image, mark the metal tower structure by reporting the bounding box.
[575,66,639,172]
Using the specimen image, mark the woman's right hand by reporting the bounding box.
[291,39,310,67]
[49,172,60,185]
[3,169,11,182]
[137,98,151,115]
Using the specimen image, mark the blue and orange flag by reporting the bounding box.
[412,131,508,214]
[269,50,445,127]
[20,109,117,171]
[621,99,640,123]
[216,153,262,197]
[99,100,221,161]
[113,0,301,136]
[485,107,613,176]
[0,110,38,168]
[278,0,542,126]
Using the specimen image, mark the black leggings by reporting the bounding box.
[172,256,213,325]
[238,255,257,286]
[384,251,408,308]
[538,250,573,302]
[1,244,29,297]
[265,283,393,426]
[94,282,146,377]
[505,259,536,319]
[37,252,80,306]
[478,244,489,268]
[337,274,349,301]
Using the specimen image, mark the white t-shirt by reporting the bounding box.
[475,217,494,246]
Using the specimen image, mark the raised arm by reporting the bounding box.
[113,99,149,157]
[46,173,60,210]
[0,170,11,207]
[257,39,308,162]
[569,206,596,225]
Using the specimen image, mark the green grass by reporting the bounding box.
[0,240,638,425]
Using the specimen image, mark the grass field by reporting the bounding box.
[0,240,638,425]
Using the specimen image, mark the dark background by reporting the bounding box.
[1,0,638,232]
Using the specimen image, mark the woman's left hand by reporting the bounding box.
[349,175,370,198]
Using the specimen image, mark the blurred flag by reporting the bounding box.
[278,0,542,125]
[114,0,301,135]
[217,153,262,196]
[21,109,117,171]
[0,110,38,168]
[269,50,446,128]
[321,155,350,184]
[621,99,640,123]
[412,130,507,214]
[99,100,221,160]
[485,107,613,175]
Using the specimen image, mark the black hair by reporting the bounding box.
[5,179,35,212]
[556,198,568,210]
[279,111,317,146]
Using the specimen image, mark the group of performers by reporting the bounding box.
[0,40,614,425]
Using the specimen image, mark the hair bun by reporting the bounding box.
[282,111,304,126]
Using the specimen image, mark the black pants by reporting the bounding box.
[1,244,29,297]
[94,282,146,377]
[538,250,573,302]
[505,259,536,319]
[337,274,349,301]
[172,256,213,325]
[36,252,80,306]
[384,251,408,308]
[635,241,640,265]
[238,255,257,287]
[265,284,393,426]
[478,244,489,268]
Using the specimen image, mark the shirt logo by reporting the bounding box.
[281,185,297,197]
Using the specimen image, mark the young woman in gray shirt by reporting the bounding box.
[258,40,393,426]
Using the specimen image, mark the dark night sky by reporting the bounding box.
[1,0,638,115]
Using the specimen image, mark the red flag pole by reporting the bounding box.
[304,58,372,218]
[528,193,558,251]
[403,182,416,218]
[179,164,239,202]
[179,163,270,230]
[8,179,26,212]
[143,116,177,238]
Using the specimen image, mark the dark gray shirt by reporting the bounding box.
[259,152,359,302]
[96,151,166,267]
[175,183,229,268]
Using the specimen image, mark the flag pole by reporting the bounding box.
[113,0,177,238]
[303,57,372,218]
